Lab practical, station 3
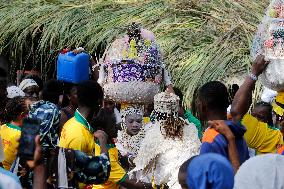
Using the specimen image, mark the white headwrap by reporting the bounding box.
[116,105,145,156]
[6,86,25,98]
[234,154,284,189]
[120,105,144,119]
[261,87,277,104]
[19,79,38,91]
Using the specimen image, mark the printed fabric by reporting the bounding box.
[11,100,61,189]
[47,147,111,188]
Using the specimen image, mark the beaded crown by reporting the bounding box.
[153,92,180,120]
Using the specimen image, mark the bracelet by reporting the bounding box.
[249,73,258,81]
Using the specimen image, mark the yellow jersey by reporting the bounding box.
[59,110,98,189]
[0,123,21,170]
[91,143,127,189]
[59,110,96,155]
[241,114,284,154]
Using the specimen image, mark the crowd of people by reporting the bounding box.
[1,22,284,189]
[0,52,284,189]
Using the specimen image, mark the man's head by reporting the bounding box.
[178,158,196,189]
[0,97,26,125]
[77,81,103,113]
[252,101,273,125]
[103,100,115,114]
[19,79,40,100]
[41,80,63,105]
[196,81,230,121]
[92,108,117,139]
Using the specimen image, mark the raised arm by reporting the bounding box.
[231,55,269,122]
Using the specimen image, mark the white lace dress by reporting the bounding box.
[130,120,201,189]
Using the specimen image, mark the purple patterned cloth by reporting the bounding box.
[113,63,145,82]
[112,63,161,82]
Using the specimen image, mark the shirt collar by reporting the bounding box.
[74,109,94,133]
[7,123,21,131]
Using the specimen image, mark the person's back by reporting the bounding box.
[130,92,200,188]
[0,97,25,170]
[59,81,105,189]
[201,120,249,164]
[196,81,249,164]
[1,123,21,170]
[60,115,96,154]
[59,81,103,154]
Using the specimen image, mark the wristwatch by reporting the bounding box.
[249,73,258,81]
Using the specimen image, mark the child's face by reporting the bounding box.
[125,113,143,136]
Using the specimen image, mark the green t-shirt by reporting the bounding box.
[184,110,203,139]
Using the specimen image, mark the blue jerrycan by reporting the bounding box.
[57,52,90,84]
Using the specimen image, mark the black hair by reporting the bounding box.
[61,82,77,96]
[41,80,63,105]
[23,74,43,91]
[91,108,116,138]
[173,87,183,105]
[255,101,272,109]
[77,81,103,109]
[179,156,197,176]
[0,97,25,123]
[197,81,230,120]
[253,101,273,125]
[229,84,239,103]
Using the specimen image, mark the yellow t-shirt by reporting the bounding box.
[92,143,127,189]
[0,123,21,170]
[59,111,98,189]
[59,117,96,155]
[241,114,284,154]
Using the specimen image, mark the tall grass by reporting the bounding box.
[0,0,269,107]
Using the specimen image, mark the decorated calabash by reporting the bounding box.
[252,0,284,91]
[101,28,163,103]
